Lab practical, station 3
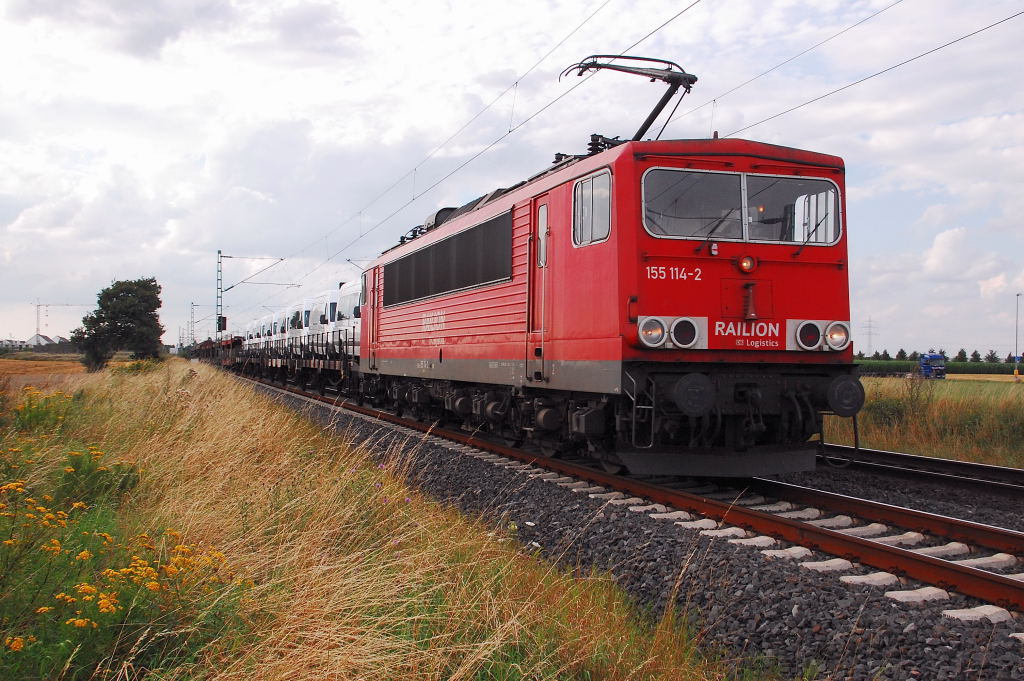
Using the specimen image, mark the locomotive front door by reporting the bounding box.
[527,196,550,382]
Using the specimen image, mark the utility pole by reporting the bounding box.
[1016,293,1021,381]
[216,250,224,342]
[32,300,91,337]
[215,251,291,342]
[862,316,877,356]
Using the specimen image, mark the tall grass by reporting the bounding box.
[1,361,744,680]
[826,376,1024,468]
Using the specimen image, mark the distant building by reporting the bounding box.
[53,336,70,344]
[26,334,55,347]
[1,339,28,350]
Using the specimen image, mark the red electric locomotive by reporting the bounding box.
[356,56,865,477]
[221,57,864,476]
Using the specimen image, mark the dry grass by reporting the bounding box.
[18,359,742,681]
[946,373,1021,382]
[0,359,87,377]
[826,376,1024,468]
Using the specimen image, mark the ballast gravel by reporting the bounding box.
[262,389,1023,681]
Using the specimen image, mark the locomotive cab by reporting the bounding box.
[604,139,863,475]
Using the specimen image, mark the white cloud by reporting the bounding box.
[0,0,1022,353]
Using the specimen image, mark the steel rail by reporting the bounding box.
[820,444,1024,498]
[241,375,1024,611]
[746,478,1024,555]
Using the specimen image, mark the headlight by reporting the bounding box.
[670,318,699,348]
[796,321,822,350]
[738,255,757,273]
[825,321,851,351]
[639,318,667,347]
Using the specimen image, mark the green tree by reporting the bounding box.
[1006,353,1015,363]
[71,278,165,371]
[954,348,968,362]
[984,349,1000,363]
[896,348,907,360]
[908,350,920,361]
[970,350,982,363]
[880,349,892,360]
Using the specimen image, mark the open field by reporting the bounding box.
[0,352,84,362]
[946,373,1021,382]
[0,359,745,681]
[826,375,1024,468]
[0,359,86,377]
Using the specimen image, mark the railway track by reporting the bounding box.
[819,443,1024,498]
[238,374,1024,616]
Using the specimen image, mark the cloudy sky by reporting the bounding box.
[2,0,1022,357]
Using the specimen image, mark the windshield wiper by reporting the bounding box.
[793,213,830,257]
[695,208,738,253]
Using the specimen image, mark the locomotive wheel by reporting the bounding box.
[598,456,625,475]
[539,441,563,458]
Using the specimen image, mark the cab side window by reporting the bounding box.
[573,171,611,246]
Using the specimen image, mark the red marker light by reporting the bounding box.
[738,255,757,273]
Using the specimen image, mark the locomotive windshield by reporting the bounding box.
[643,169,840,245]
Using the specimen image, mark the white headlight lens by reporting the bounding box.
[639,318,667,347]
[825,321,851,350]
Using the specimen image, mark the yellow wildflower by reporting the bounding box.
[35,606,53,614]
[74,583,98,595]
[54,593,77,604]
[75,550,93,561]
[3,539,16,546]
[64,467,75,474]
[65,618,92,628]
[71,501,87,510]
[67,451,81,457]
[42,539,61,555]
[97,592,119,613]
[145,581,160,592]
[4,636,24,651]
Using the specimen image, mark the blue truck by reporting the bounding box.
[919,353,946,379]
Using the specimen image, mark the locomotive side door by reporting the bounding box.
[363,267,379,371]
[527,195,550,382]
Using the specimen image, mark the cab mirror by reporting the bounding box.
[353,306,361,319]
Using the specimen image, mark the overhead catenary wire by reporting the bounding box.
[265,1,705,289]
[726,9,1024,137]
[232,1,706,319]
[225,0,615,299]
[661,0,907,132]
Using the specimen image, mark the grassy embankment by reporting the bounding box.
[0,360,748,681]
[825,375,1024,468]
